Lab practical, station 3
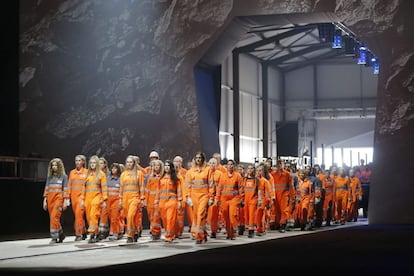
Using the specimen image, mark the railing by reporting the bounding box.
[0,156,50,182]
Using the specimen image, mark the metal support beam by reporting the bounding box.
[232,50,240,163]
[282,49,346,72]
[234,25,316,54]
[262,63,269,158]
[265,42,331,66]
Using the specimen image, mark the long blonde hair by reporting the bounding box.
[87,155,102,180]
[151,159,164,176]
[125,155,138,183]
[99,157,109,174]
[47,158,66,178]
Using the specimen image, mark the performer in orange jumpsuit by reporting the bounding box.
[173,155,192,237]
[297,169,314,230]
[333,167,351,225]
[98,157,110,240]
[80,155,108,243]
[144,159,164,240]
[156,160,182,242]
[43,158,69,244]
[106,163,122,240]
[322,170,334,226]
[347,168,363,222]
[185,152,214,244]
[254,163,272,236]
[119,155,145,243]
[243,164,263,238]
[207,157,222,238]
[216,159,244,240]
[68,154,88,241]
[272,159,293,232]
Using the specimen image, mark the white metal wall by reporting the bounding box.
[220,53,378,163]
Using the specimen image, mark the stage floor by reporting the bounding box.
[0,219,367,273]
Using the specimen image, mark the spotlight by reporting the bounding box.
[364,52,374,67]
[372,57,379,74]
[357,45,367,65]
[332,29,342,48]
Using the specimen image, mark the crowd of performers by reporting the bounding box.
[42,151,372,244]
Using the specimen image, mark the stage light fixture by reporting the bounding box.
[364,52,374,67]
[357,45,367,65]
[372,57,379,74]
[332,29,342,48]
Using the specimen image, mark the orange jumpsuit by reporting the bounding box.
[216,171,244,239]
[348,176,362,222]
[98,172,111,237]
[43,174,69,240]
[334,175,350,224]
[207,169,222,235]
[157,174,182,242]
[176,168,192,236]
[323,175,334,225]
[243,176,261,232]
[144,172,162,238]
[81,171,107,236]
[298,177,314,229]
[272,169,293,228]
[107,174,121,237]
[255,176,272,235]
[120,169,144,239]
[68,167,87,237]
[287,172,300,229]
[185,165,214,243]
[314,172,326,226]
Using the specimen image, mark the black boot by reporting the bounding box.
[133,233,139,242]
[279,224,286,233]
[238,225,245,236]
[49,238,58,244]
[88,234,97,243]
[58,231,65,243]
[248,230,254,238]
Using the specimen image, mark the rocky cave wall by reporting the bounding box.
[19,0,414,222]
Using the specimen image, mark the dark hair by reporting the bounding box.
[165,160,179,186]
[110,163,122,177]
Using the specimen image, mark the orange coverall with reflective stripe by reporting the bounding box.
[272,170,293,226]
[107,175,121,236]
[177,170,192,236]
[81,171,107,235]
[298,178,314,227]
[144,173,162,237]
[156,174,182,242]
[185,165,214,242]
[348,176,362,221]
[323,176,334,223]
[207,170,222,235]
[334,176,350,223]
[216,171,244,239]
[255,176,272,234]
[120,169,144,239]
[243,176,262,231]
[43,175,69,239]
[68,168,87,236]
